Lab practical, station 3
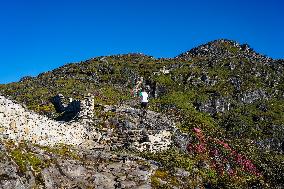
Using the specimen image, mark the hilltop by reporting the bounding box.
[0,39,283,188]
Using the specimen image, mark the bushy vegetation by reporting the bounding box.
[0,40,283,188]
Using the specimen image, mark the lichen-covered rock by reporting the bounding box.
[0,139,160,189]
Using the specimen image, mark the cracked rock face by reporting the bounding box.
[0,142,157,189]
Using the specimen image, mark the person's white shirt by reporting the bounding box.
[140,91,149,102]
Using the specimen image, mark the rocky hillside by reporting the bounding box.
[0,39,284,188]
[0,95,177,188]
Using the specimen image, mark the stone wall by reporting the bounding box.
[78,93,95,122]
[0,95,177,153]
[51,93,94,122]
[0,96,88,146]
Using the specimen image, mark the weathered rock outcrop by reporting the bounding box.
[0,140,157,189]
[105,105,175,152]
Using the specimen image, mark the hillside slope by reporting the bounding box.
[0,39,283,188]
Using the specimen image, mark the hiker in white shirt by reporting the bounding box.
[139,87,149,109]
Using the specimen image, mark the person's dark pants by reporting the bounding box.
[140,102,148,120]
[141,102,148,109]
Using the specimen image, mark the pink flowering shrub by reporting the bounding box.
[187,127,261,177]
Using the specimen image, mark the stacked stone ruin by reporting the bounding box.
[0,95,177,153]
[0,95,88,146]
[78,93,95,123]
[103,106,174,152]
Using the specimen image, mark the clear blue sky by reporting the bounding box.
[0,0,283,84]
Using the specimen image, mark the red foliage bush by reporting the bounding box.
[187,127,261,177]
